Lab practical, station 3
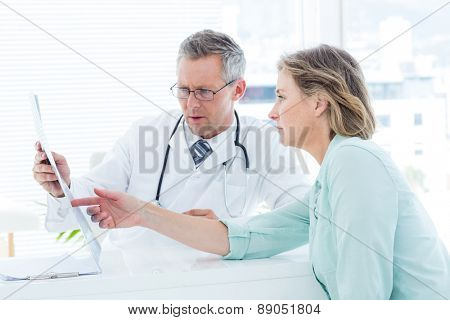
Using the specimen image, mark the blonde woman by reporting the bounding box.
[72,45,449,299]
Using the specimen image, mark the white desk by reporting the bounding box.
[0,245,327,300]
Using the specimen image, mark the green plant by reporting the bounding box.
[56,229,83,243]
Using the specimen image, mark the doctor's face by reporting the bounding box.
[269,68,317,148]
[176,55,246,139]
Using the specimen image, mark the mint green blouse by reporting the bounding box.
[221,135,450,299]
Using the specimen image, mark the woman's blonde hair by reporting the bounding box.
[278,44,375,139]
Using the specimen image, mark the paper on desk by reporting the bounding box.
[28,93,102,272]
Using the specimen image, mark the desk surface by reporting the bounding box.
[0,245,327,300]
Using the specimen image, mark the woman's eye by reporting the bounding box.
[276,95,285,101]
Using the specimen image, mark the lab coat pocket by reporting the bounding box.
[223,183,247,217]
[221,156,248,215]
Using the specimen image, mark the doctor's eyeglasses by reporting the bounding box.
[170,80,236,101]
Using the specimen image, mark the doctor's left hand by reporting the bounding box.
[183,209,218,220]
[71,188,148,229]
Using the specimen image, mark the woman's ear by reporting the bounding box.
[314,93,329,117]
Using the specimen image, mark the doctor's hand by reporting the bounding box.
[71,188,148,229]
[184,209,218,220]
[32,141,71,198]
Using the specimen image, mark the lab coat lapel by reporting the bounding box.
[168,120,195,172]
[201,130,237,171]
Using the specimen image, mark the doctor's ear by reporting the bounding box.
[233,79,247,101]
[314,93,330,117]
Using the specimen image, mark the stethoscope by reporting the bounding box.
[153,110,250,217]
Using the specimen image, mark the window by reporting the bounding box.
[241,85,276,104]
[414,113,423,126]
[226,0,303,119]
[377,114,391,128]
[368,82,403,100]
[343,0,450,249]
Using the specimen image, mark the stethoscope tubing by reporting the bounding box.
[155,110,249,214]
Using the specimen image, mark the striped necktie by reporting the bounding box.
[190,139,212,166]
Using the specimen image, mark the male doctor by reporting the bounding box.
[32,30,310,260]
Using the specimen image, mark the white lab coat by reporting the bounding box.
[45,110,311,264]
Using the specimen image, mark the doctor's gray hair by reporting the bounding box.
[177,29,246,82]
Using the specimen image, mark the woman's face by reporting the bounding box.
[269,68,318,148]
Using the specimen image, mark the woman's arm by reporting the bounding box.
[140,204,230,255]
[71,187,311,259]
[220,198,310,259]
[71,188,230,255]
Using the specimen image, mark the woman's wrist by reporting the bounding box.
[137,202,157,229]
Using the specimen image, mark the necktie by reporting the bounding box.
[190,139,212,166]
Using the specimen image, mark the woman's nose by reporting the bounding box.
[268,103,279,121]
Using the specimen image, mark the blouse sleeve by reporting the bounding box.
[221,190,311,260]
